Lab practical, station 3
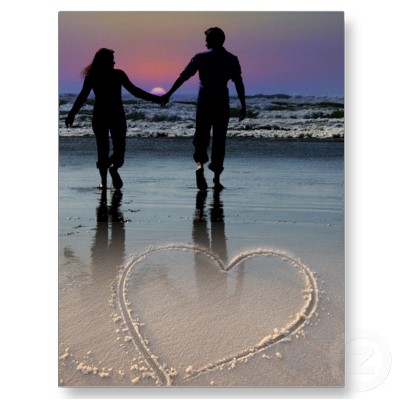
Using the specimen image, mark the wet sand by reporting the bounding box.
[59,137,344,387]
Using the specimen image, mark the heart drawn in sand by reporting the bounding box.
[116,244,318,386]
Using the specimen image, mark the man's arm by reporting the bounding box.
[161,56,199,104]
[163,75,187,100]
[234,76,246,121]
[230,56,246,121]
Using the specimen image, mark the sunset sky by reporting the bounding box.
[59,12,344,96]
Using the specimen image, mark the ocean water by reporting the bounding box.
[59,93,344,140]
[58,137,344,386]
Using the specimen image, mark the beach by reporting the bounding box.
[58,136,344,387]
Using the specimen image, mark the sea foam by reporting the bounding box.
[59,94,344,140]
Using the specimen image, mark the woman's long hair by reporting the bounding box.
[81,48,115,79]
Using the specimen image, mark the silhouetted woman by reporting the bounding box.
[65,48,161,190]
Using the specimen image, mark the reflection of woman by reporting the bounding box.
[91,190,125,269]
[66,48,161,190]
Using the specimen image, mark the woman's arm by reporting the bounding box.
[120,70,161,103]
[65,78,92,127]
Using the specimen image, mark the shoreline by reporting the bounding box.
[58,134,344,142]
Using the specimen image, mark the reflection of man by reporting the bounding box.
[192,190,227,263]
[209,190,227,262]
[192,191,244,299]
[192,190,227,298]
[162,27,246,191]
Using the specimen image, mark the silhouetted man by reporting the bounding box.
[162,27,246,190]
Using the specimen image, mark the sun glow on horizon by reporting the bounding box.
[59,12,344,96]
[150,87,166,95]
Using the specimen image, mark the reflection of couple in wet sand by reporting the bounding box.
[66,27,246,192]
[64,185,240,296]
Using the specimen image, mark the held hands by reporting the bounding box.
[159,93,171,107]
[151,93,170,107]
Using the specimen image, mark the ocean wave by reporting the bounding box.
[59,93,344,140]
